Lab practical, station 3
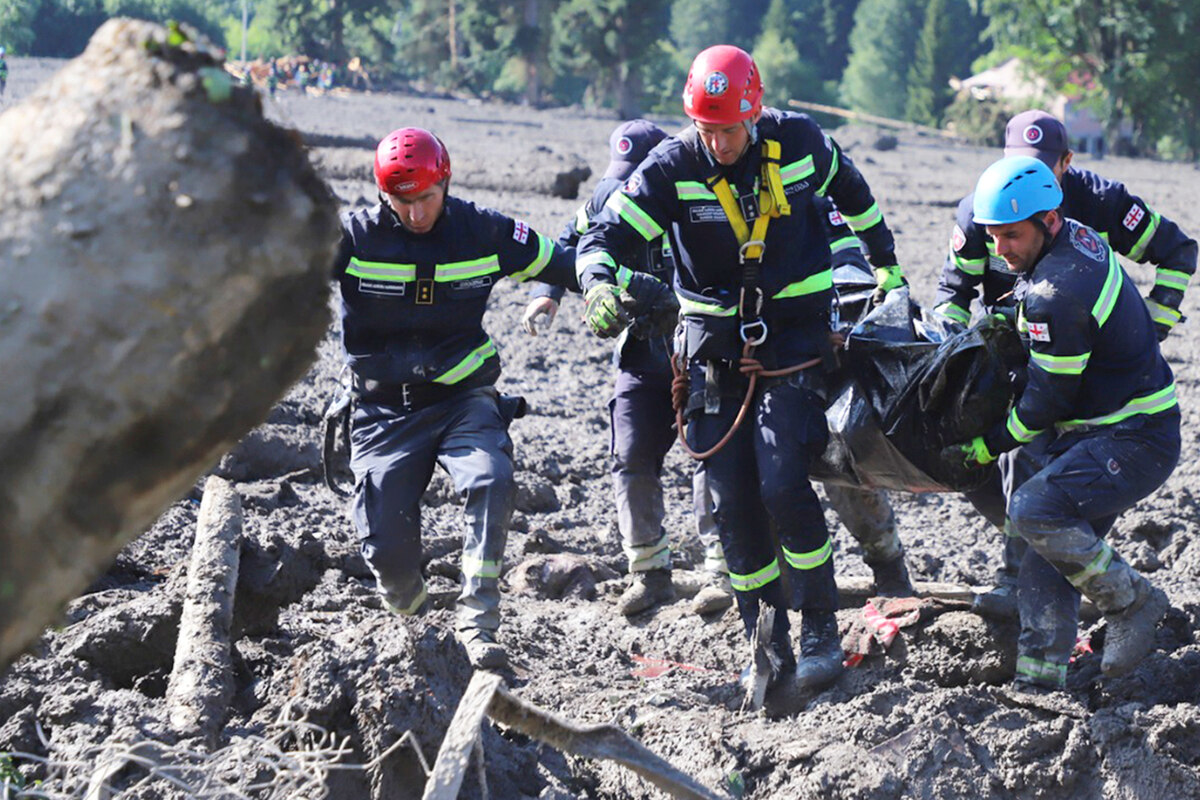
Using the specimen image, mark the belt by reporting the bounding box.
[354,376,464,412]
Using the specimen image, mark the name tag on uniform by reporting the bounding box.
[359,279,405,297]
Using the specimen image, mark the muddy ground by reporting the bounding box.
[3,57,1200,799]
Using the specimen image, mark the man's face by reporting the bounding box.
[386,183,447,234]
[985,214,1052,273]
[694,118,754,166]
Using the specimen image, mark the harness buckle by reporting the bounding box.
[738,239,766,264]
[740,318,768,346]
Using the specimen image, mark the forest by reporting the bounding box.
[2,0,1199,157]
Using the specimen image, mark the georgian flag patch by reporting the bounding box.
[513,220,530,244]
[828,209,845,226]
[1123,204,1145,231]
[1027,321,1051,342]
[951,224,966,252]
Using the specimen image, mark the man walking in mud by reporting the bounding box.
[331,127,672,670]
[945,155,1180,690]
[576,45,908,698]
[934,111,1196,616]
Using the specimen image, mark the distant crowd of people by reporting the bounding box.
[234,55,373,98]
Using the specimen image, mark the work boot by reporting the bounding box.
[458,629,509,671]
[692,574,734,616]
[870,554,915,598]
[795,611,844,691]
[972,581,1018,621]
[617,568,675,616]
[1101,578,1169,678]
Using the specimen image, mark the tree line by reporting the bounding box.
[3,0,1199,158]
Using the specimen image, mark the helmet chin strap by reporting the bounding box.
[1031,210,1056,263]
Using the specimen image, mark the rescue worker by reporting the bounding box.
[944,156,1179,689]
[935,110,1195,614]
[0,47,8,99]
[576,45,907,693]
[333,127,673,670]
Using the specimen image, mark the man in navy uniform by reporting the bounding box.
[576,45,907,693]
[945,156,1180,689]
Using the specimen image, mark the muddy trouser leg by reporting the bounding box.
[754,378,838,616]
[824,484,900,566]
[961,462,1027,589]
[687,388,787,652]
[694,465,728,576]
[1008,413,1180,685]
[610,369,677,573]
[350,401,441,614]
[434,388,517,637]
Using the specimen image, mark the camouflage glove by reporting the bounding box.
[584,283,631,339]
[940,435,996,469]
[1145,297,1182,342]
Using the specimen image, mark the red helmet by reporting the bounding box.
[374,127,452,196]
[682,45,763,125]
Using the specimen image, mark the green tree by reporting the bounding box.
[668,0,731,62]
[0,0,43,54]
[840,0,925,118]
[905,0,987,125]
[817,0,859,84]
[752,0,829,108]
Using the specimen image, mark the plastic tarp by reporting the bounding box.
[812,274,1026,493]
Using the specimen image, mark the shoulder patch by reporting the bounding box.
[828,209,845,226]
[1122,203,1145,231]
[623,172,643,194]
[951,224,966,253]
[1070,224,1106,262]
[1027,320,1051,342]
[513,220,530,244]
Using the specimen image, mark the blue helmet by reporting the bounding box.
[972,155,1063,225]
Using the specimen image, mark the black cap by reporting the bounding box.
[603,119,668,180]
[1004,110,1069,167]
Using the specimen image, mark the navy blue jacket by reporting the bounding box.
[983,218,1177,455]
[936,166,1196,326]
[333,195,577,390]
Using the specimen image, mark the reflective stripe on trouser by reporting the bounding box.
[824,484,900,564]
[350,387,516,635]
[609,369,677,572]
[687,367,837,642]
[1006,412,1180,672]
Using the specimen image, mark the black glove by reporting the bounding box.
[623,272,679,340]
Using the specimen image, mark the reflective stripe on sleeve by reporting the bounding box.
[605,191,665,241]
[509,233,553,282]
[1154,268,1190,292]
[1090,252,1123,327]
[843,202,883,232]
[1006,408,1042,444]
[1030,350,1090,375]
[1127,210,1161,261]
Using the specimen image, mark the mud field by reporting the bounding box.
[3,58,1200,799]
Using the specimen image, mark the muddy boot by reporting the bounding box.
[795,611,843,691]
[458,629,509,671]
[972,581,1018,621]
[869,554,915,598]
[617,568,675,616]
[692,574,734,616]
[1101,578,1169,678]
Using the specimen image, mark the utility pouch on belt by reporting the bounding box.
[682,314,740,364]
[321,384,355,499]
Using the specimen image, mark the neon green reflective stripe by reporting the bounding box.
[1127,210,1161,261]
[1006,408,1041,443]
[388,586,428,615]
[772,269,833,300]
[574,205,589,235]
[676,181,716,201]
[830,235,861,254]
[1016,656,1067,685]
[1066,542,1113,588]
[625,531,670,570]
[1155,268,1190,292]
[462,554,503,580]
[953,252,987,276]
[678,294,736,317]
[578,250,616,271]
[816,146,839,196]
[1148,300,1182,327]
[347,257,417,282]
[729,558,781,592]
[434,338,498,385]
[615,265,634,290]
[779,156,815,185]
[843,202,882,232]
[1091,253,1123,327]
[783,538,832,571]
[510,233,553,282]
[606,191,664,241]
[435,255,501,282]
[935,302,971,325]
[1057,382,1178,431]
[1030,350,1089,375]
